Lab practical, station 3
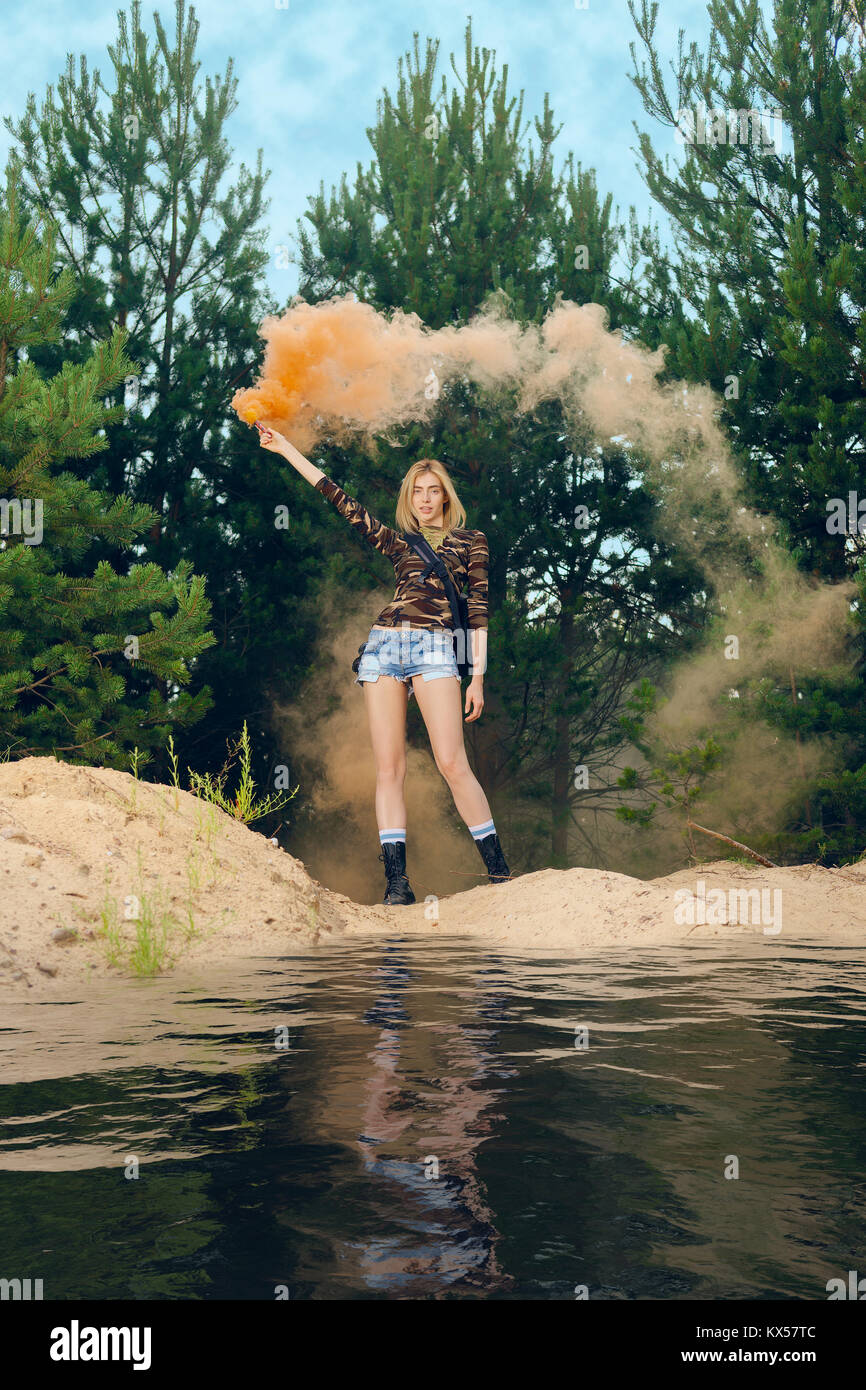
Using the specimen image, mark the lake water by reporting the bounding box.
[1,938,864,1300]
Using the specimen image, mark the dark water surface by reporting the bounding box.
[1,938,864,1300]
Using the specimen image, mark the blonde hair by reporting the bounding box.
[395,458,466,534]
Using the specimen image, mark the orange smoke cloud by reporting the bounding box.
[232,295,452,452]
[232,292,541,451]
[233,292,722,492]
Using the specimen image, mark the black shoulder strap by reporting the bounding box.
[403,532,463,630]
[404,530,440,577]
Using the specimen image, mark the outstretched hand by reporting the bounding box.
[464,678,484,722]
[253,425,324,488]
[256,425,290,455]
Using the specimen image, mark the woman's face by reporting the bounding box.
[412,472,446,526]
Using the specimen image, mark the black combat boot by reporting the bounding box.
[378,842,416,906]
[475,832,511,885]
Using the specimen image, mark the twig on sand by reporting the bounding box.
[687,820,779,869]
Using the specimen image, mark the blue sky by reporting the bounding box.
[1,0,720,300]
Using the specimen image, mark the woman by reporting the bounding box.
[258,426,511,905]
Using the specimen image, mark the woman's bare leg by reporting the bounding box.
[411,675,492,825]
[364,676,410,829]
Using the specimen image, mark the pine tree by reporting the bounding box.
[628,0,866,580]
[0,162,214,766]
[628,0,866,862]
[2,0,304,781]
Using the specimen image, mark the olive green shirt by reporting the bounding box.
[419,523,447,551]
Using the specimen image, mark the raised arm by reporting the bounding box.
[257,426,325,487]
[257,426,402,558]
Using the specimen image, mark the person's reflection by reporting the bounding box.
[352,941,515,1295]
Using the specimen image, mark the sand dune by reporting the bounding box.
[1,756,864,994]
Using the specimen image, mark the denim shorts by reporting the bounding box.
[355,625,459,690]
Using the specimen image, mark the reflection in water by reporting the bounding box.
[0,939,864,1300]
[352,940,514,1294]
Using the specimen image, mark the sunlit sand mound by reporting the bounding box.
[0,755,375,994]
[1,756,864,993]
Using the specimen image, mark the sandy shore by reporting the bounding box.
[1,756,864,994]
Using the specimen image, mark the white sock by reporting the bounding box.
[379,828,406,846]
[468,818,496,841]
